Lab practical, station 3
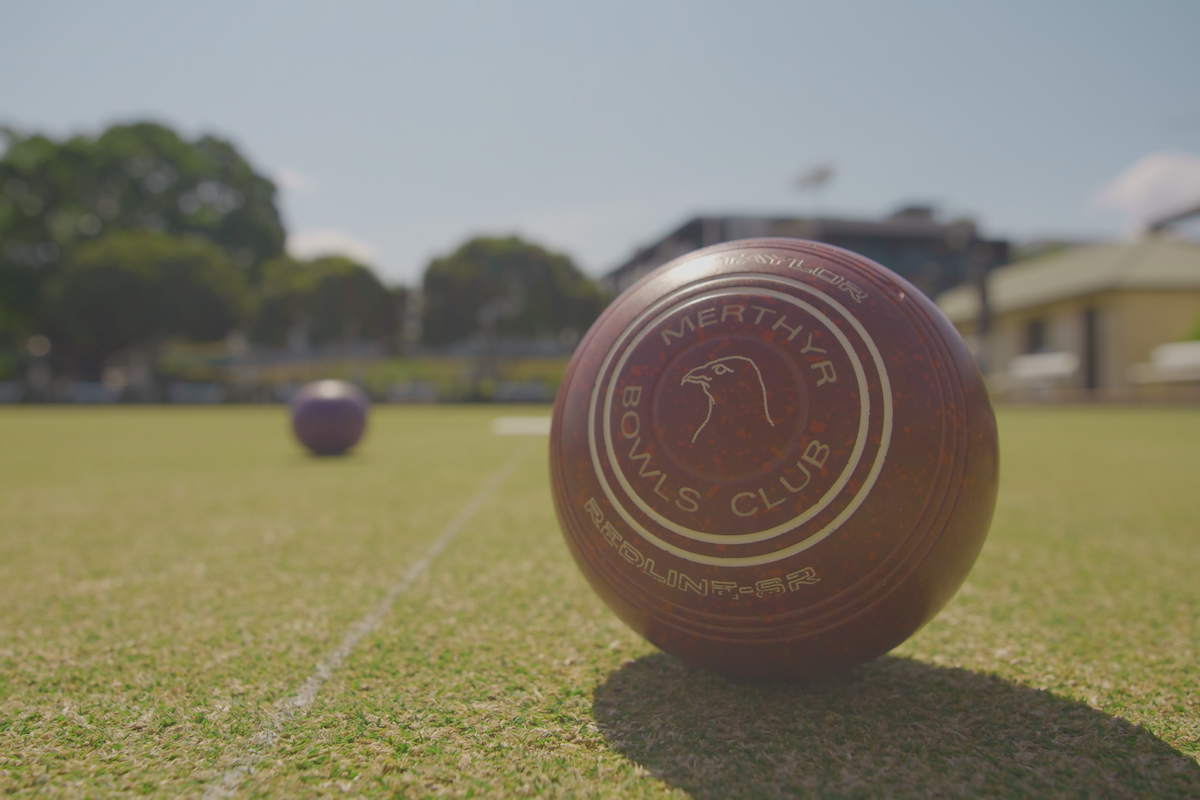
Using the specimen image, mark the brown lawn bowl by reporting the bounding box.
[550,238,998,682]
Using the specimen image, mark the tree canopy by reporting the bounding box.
[45,232,249,379]
[420,236,605,346]
[0,121,613,387]
[0,121,285,338]
[250,256,403,349]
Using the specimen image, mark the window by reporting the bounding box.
[1025,318,1046,354]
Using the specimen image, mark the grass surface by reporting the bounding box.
[0,405,1198,798]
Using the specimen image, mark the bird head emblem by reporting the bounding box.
[680,355,776,444]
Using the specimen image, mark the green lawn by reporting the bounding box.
[1,406,1198,798]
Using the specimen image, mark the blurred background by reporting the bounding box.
[2,0,1198,405]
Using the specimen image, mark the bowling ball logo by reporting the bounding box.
[587,276,894,568]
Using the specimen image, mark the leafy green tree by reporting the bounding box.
[0,121,284,341]
[420,236,605,346]
[250,256,402,349]
[45,232,249,379]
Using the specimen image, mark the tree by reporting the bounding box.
[249,256,403,349]
[0,121,285,341]
[420,236,605,346]
[45,232,249,379]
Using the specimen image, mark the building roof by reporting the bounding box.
[937,237,1200,324]
[604,208,1007,300]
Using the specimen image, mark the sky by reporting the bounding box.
[3,0,1199,285]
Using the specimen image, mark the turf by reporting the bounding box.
[0,405,1197,798]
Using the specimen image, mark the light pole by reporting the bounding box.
[793,162,835,218]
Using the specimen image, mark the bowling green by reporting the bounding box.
[0,405,1197,798]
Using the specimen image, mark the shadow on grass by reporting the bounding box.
[593,654,1199,799]
[288,451,370,465]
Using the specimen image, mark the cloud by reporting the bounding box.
[273,167,314,193]
[1094,151,1200,231]
[287,229,381,266]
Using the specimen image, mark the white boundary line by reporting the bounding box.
[491,416,552,436]
[203,444,530,799]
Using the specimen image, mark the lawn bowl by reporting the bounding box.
[549,238,999,682]
[290,380,369,456]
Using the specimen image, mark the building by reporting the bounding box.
[936,236,1200,398]
[603,206,1009,299]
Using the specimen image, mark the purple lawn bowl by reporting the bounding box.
[289,380,369,456]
